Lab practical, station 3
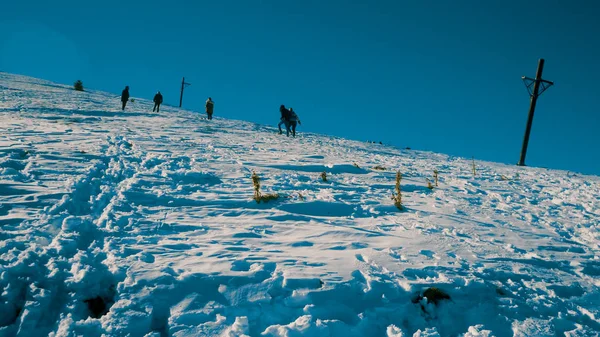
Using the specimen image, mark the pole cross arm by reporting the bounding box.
[538,80,553,96]
[522,76,536,96]
[522,76,554,97]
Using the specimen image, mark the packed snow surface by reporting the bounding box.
[0,72,599,337]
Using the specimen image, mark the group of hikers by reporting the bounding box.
[119,86,300,136]
[278,105,301,137]
[120,86,213,119]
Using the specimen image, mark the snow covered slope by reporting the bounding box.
[1,72,599,337]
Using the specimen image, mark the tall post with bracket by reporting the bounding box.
[179,77,192,108]
[518,59,554,166]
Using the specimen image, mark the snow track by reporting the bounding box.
[1,73,599,336]
[0,135,146,335]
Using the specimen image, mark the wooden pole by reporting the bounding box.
[179,77,185,108]
[518,59,545,166]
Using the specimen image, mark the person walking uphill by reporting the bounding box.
[287,108,301,137]
[278,105,291,134]
[205,97,214,120]
[121,86,130,111]
[153,91,163,112]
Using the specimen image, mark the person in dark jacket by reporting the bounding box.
[153,91,163,112]
[278,104,291,134]
[121,86,130,111]
[287,108,301,137]
[205,97,214,120]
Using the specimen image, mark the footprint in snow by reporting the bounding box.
[355,253,368,263]
[290,241,314,247]
[420,250,437,259]
[139,252,155,263]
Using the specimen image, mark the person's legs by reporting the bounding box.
[153,103,157,112]
[278,120,285,134]
[157,103,160,112]
[122,101,126,111]
[291,122,297,137]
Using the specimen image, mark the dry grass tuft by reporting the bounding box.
[391,171,403,210]
[251,171,279,203]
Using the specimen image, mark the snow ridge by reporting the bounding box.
[1,72,599,336]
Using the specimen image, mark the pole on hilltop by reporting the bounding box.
[179,77,191,108]
[518,59,554,166]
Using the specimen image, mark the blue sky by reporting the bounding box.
[1,0,599,175]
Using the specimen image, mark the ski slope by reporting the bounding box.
[0,72,599,337]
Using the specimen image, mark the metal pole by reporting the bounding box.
[518,59,545,166]
[179,77,185,107]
